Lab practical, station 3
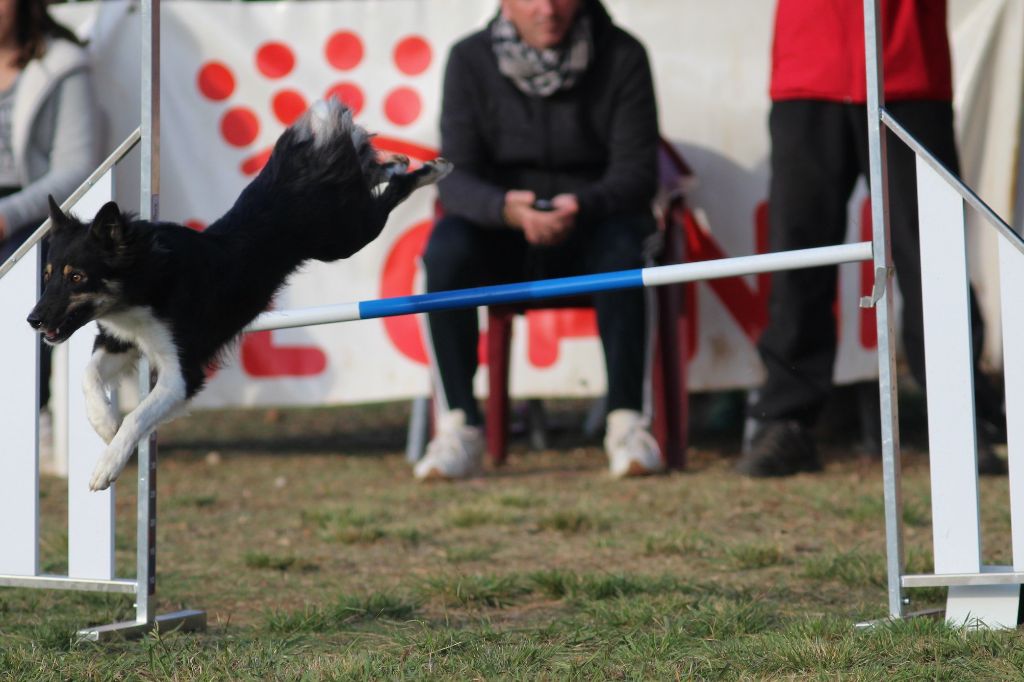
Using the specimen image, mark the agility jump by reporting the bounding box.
[2,0,1024,642]
[248,242,873,331]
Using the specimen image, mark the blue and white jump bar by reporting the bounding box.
[248,241,873,332]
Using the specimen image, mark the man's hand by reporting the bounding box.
[503,190,579,246]
[550,193,579,218]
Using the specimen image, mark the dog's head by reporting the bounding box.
[26,197,132,345]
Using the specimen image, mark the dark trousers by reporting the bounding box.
[423,212,655,426]
[751,99,1001,425]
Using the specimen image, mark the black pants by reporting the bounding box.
[423,212,655,426]
[750,99,1001,425]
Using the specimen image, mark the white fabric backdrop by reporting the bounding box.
[55,0,1023,407]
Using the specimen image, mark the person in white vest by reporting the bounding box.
[0,0,101,258]
[0,0,102,457]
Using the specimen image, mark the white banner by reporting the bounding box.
[56,0,1022,407]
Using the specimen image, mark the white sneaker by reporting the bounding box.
[604,409,664,478]
[414,409,485,480]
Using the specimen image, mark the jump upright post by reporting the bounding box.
[0,0,205,641]
[0,134,205,641]
[863,0,1024,628]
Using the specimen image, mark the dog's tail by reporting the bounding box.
[262,98,372,197]
[305,100,392,186]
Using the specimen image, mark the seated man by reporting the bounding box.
[415,0,664,480]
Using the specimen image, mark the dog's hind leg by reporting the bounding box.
[89,335,188,491]
[373,158,453,215]
[345,158,454,254]
[410,157,453,190]
[380,154,410,178]
[361,154,411,189]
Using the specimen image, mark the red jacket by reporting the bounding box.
[770,0,952,103]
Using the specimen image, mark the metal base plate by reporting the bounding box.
[856,585,1024,631]
[946,584,1023,630]
[77,609,207,642]
[855,607,944,629]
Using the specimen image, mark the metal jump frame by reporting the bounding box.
[864,0,1024,627]
[0,0,204,640]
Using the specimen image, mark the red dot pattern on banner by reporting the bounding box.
[384,87,421,126]
[197,31,438,174]
[241,147,273,176]
[393,36,431,76]
[273,89,308,126]
[221,107,260,147]
[197,62,235,101]
[256,42,295,79]
[325,31,363,71]
[324,82,364,115]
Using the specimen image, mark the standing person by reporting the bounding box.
[739,0,1006,476]
[0,0,103,457]
[414,0,664,480]
[0,0,100,260]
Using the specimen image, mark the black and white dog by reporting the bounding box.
[26,99,451,491]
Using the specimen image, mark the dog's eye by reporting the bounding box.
[69,271,85,284]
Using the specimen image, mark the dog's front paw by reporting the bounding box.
[89,459,120,491]
[89,446,131,491]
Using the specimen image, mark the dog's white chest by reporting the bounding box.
[98,307,178,371]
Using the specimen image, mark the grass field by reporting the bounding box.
[3,398,1024,680]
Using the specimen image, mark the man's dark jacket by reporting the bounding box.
[437,0,659,228]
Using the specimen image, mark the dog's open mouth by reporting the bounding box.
[42,327,65,345]
[34,307,90,345]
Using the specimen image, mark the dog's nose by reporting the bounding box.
[26,314,42,329]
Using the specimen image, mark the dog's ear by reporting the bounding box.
[90,201,127,248]
[48,195,72,233]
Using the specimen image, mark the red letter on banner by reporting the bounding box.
[241,330,327,377]
[381,219,432,365]
[682,203,770,354]
[524,309,598,368]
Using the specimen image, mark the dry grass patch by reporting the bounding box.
[1,401,1022,678]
